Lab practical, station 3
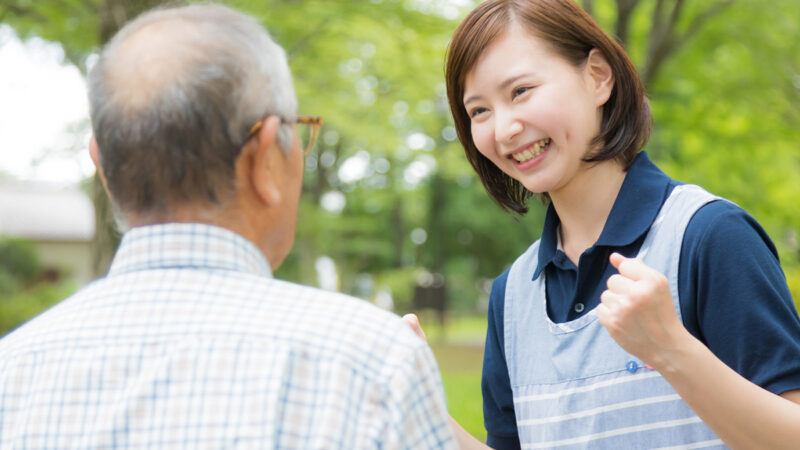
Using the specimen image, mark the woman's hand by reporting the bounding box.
[598,254,800,449]
[402,313,428,341]
[597,253,691,369]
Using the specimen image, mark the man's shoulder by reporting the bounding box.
[251,276,407,326]
[155,272,431,375]
[198,276,435,384]
[1,274,424,368]
[264,278,427,359]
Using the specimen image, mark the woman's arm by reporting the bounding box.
[599,253,800,449]
[449,416,494,450]
[403,314,494,450]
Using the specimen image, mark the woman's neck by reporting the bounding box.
[550,160,626,265]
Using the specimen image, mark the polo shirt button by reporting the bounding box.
[574,303,585,313]
[626,361,639,373]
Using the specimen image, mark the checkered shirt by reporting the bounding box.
[0,223,456,449]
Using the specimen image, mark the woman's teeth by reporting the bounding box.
[512,138,550,163]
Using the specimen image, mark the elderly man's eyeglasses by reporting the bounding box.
[247,115,323,154]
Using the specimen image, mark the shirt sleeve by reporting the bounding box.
[380,333,457,449]
[680,200,800,395]
[482,268,521,450]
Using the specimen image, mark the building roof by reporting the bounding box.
[0,183,95,241]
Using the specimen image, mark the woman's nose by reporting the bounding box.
[494,108,523,145]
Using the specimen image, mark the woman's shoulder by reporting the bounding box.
[684,197,778,258]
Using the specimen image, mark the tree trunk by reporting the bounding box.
[639,0,734,89]
[89,0,171,278]
[614,0,642,47]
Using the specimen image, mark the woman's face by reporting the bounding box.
[463,24,610,197]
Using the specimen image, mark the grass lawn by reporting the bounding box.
[433,343,486,441]
[430,340,487,441]
[415,312,487,440]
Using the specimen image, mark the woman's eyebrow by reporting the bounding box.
[499,73,529,90]
[463,73,531,105]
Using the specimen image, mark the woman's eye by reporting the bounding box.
[512,86,532,99]
[469,107,488,118]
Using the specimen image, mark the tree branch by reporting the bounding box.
[582,0,594,17]
[2,4,33,16]
[287,18,331,58]
[651,0,668,37]
[643,0,679,88]
[644,0,735,88]
[1,4,48,27]
[81,0,98,12]
[674,0,734,48]
[614,0,642,47]
[667,0,686,34]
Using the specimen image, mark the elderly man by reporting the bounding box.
[0,4,455,448]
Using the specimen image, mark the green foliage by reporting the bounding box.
[0,270,19,297]
[0,237,69,336]
[418,311,488,344]
[3,0,798,317]
[235,0,545,311]
[646,0,800,267]
[0,282,75,337]
[0,237,42,293]
[373,266,420,312]
[0,0,99,71]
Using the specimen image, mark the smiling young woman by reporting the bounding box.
[406,0,800,449]
[463,24,618,210]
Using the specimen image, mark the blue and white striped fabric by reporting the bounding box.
[505,185,727,449]
[0,223,456,449]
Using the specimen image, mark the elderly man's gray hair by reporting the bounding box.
[88,3,298,214]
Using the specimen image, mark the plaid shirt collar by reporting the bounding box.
[108,222,273,278]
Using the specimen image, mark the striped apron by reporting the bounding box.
[505,185,728,449]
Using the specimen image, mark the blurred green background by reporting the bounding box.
[2,0,799,441]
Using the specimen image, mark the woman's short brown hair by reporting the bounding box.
[445,0,651,214]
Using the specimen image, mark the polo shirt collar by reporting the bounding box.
[533,151,671,279]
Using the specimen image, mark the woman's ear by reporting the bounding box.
[586,48,614,106]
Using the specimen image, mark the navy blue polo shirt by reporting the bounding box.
[482,152,800,450]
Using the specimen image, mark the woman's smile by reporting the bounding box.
[509,137,551,164]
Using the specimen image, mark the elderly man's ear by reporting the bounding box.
[238,115,285,207]
[89,136,111,193]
